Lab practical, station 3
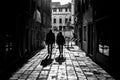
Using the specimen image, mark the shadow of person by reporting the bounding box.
[55,55,66,65]
[41,55,53,67]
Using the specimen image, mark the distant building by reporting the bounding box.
[51,2,71,31]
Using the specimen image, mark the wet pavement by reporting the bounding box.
[9,44,115,80]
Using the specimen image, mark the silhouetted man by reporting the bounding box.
[45,29,55,59]
[56,32,65,57]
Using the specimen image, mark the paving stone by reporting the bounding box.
[96,75,106,80]
[77,75,86,79]
[75,67,82,72]
[19,74,29,79]
[23,70,32,74]
[17,69,26,73]
[78,78,87,80]
[32,70,40,74]
[37,77,47,80]
[34,65,42,71]
[67,72,76,77]
[73,61,79,65]
[40,70,49,76]
[10,73,22,79]
[57,76,67,80]
[49,70,58,75]
[82,68,90,72]
[87,76,98,80]
[67,76,77,80]
[84,72,94,76]
[18,79,26,80]
[28,73,39,78]
[27,67,34,70]
[26,77,37,80]
[76,71,84,76]
[38,75,48,79]
[9,45,115,80]
[47,74,57,80]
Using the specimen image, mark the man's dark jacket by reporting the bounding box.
[46,30,55,44]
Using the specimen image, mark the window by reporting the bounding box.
[5,35,13,52]
[53,18,56,23]
[97,22,110,56]
[99,44,109,56]
[59,26,62,31]
[53,26,58,31]
[65,8,68,12]
[59,8,62,12]
[98,31,110,56]
[53,8,57,12]
[65,18,68,23]
[69,9,71,12]
[59,18,62,24]
[69,17,71,22]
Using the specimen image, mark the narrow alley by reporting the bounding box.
[1,0,117,80]
[9,43,115,80]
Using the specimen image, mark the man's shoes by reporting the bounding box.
[55,54,66,64]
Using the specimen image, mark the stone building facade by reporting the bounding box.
[51,2,71,31]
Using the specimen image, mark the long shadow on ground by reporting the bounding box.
[0,49,42,80]
[41,55,53,67]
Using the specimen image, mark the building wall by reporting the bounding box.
[71,0,75,25]
[51,4,71,31]
[82,6,93,53]
[0,0,51,75]
[74,0,117,79]
[52,13,71,30]
[80,0,117,79]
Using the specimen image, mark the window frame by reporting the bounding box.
[59,18,62,24]
[53,18,56,24]
[59,8,62,12]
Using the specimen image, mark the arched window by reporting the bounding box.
[59,8,62,12]
[53,18,56,24]
[65,18,68,23]
[65,8,68,12]
[59,18,62,24]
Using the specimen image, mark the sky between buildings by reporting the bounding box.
[52,0,71,5]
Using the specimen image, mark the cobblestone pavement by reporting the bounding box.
[9,45,115,80]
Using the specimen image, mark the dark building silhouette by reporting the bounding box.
[74,0,118,79]
[0,0,51,79]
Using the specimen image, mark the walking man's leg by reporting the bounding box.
[59,45,63,57]
[58,44,61,57]
[50,44,53,58]
[60,45,61,56]
[67,38,69,48]
[71,39,72,47]
[47,44,51,59]
[48,44,50,55]
[61,45,63,57]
